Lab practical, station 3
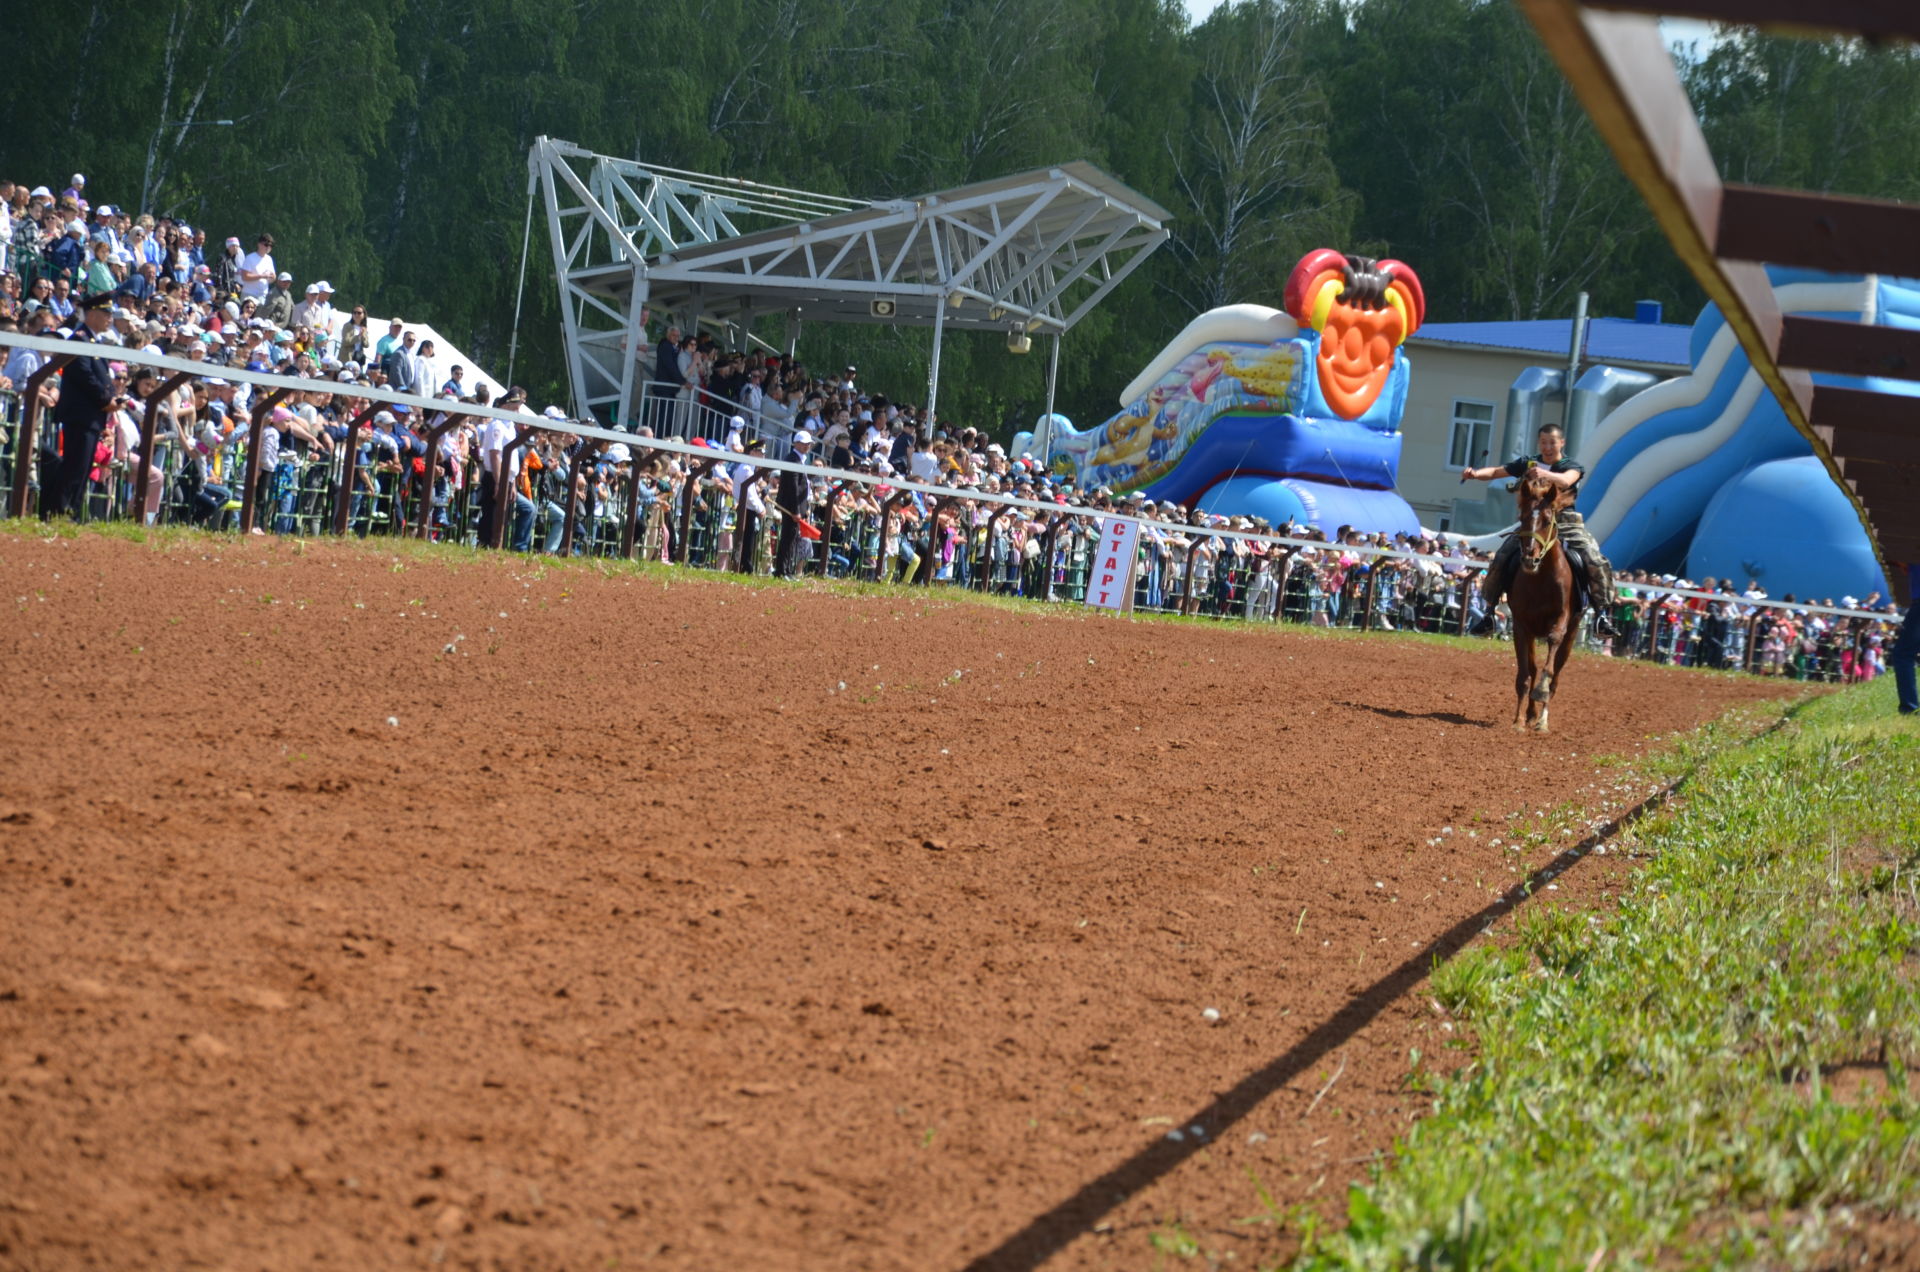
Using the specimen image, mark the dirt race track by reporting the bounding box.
[0,532,1795,1271]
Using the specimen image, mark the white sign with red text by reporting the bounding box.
[1084,517,1140,611]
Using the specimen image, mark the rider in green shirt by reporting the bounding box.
[1460,422,1617,639]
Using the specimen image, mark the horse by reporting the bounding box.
[1507,470,1584,733]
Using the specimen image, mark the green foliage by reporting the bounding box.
[1296,684,1920,1270]
[10,4,1920,435]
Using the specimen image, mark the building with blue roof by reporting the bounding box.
[1397,301,1690,531]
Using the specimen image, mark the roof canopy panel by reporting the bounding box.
[533,137,1171,423]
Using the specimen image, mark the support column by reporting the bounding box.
[617,270,650,431]
[927,297,947,421]
[1041,332,1062,466]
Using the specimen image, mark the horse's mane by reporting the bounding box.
[1517,471,1574,517]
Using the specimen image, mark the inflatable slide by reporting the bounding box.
[1013,251,1427,536]
[1578,268,1920,601]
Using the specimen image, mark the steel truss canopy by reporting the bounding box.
[530,136,1170,426]
[1517,0,1920,605]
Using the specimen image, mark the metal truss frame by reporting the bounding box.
[531,136,1170,427]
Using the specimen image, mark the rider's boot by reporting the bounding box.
[1588,558,1618,638]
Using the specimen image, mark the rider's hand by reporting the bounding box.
[1460,466,1476,483]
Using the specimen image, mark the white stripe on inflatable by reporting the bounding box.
[1581,278,1879,545]
[1584,279,1874,467]
[1118,304,1301,406]
[1586,369,1769,543]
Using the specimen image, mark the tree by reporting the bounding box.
[1161,0,1353,315]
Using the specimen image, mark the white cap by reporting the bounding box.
[792,430,814,445]
[605,444,632,463]
[71,173,85,186]
[317,281,334,292]
[304,284,319,294]
[542,405,567,421]
[29,186,52,200]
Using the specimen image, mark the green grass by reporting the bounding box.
[1294,683,1920,1270]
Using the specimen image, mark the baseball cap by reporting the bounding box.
[317,281,334,293]
[304,284,319,295]
[276,271,292,282]
[542,405,567,421]
[792,430,814,445]
[28,186,52,200]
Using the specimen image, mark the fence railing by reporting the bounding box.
[0,330,1903,685]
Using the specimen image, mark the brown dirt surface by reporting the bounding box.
[0,530,1798,1271]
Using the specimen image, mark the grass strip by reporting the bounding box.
[1295,683,1920,1270]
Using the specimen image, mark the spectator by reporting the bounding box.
[211,236,244,298]
[263,271,294,326]
[239,234,276,300]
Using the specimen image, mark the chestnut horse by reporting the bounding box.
[1507,471,1584,733]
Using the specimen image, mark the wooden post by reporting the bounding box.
[7,355,73,518]
[333,405,382,537]
[560,433,593,556]
[979,503,1013,591]
[237,388,294,534]
[619,448,661,560]
[490,426,537,550]
[135,372,197,525]
[416,414,466,540]
[676,458,720,565]
[734,468,767,574]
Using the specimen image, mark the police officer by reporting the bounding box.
[46,292,119,521]
[772,429,814,578]
[1461,421,1617,638]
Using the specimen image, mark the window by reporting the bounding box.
[1447,400,1495,468]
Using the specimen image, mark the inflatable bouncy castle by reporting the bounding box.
[1577,268,1917,601]
[1014,250,1427,536]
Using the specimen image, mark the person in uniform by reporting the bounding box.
[771,429,814,578]
[1460,421,1617,638]
[47,292,119,520]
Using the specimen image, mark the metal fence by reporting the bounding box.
[0,331,1903,685]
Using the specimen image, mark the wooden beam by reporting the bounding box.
[1780,316,1920,382]
[1719,186,1920,277]
[1819,426,1919,467]
[1515,0,1886,581]
[1810,385,1920,436]
[1583,1,1920,44]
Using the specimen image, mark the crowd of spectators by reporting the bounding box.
[0,172,1906,685]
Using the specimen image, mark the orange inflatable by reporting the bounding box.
[1283,250,1426,420]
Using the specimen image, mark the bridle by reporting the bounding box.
[1519,477,1561,573]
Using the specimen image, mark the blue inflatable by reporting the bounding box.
[1012,251,1431,537]
[1578,267,1916,599]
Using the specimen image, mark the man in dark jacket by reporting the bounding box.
[647,326,683,435]
[772,430,814,578]
[48,292,118,520]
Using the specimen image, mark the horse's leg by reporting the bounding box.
[1512,622,1533,731]
[1532,632,1559,732]
[1539,616,1579,732]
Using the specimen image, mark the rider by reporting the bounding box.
[1460,421,1617,639]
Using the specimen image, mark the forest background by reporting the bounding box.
[6,0,1919,436]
